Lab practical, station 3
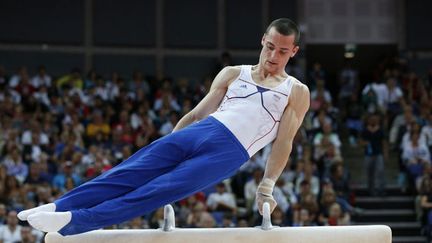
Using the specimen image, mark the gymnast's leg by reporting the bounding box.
[28,117,249,235]
[18,123,204,221]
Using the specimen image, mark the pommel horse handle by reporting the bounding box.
[162,202,274,231]
[261,202,273,230]
[162,205,175,231]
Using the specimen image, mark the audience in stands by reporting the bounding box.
[0,52,431,242]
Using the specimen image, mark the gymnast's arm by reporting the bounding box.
[172,66,240,132]
[257,82,310,214]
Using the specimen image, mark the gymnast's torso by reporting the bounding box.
[210,65,295,157]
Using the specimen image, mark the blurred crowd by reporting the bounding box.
[0,52,431,242]
[305,57,432,237]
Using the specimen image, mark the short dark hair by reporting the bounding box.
[265,18,300,45]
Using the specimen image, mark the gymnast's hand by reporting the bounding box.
[256,178,277,215]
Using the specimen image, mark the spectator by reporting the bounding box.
[207,183,237,214]
[295,161,320,197]
[24,162,50,186]
[21,121,49,147]
[402,72,424,105]
[244,168,263,213]
[19,226,38,243]
[221,213,236,227]
[153,87,181,113]
[34,186,54,206]
[106,72,122,101]
[30,65,52,88]
[177,192,206,226]
[420,185,432,233]
[125,216,148,229]
[0,211,22,243]
[15,75,36,102]
[360,114,388,196]
[298,192,319,223]
[130,102,157,130]
[362,82,381,114]
[311,109,333,133]
[308,62,326,89]
[237,218,249,227]
[422,113,432,153]
[327,202,350,226]
[345,93,364,146]
[293,208,315,226]
[329,162,351,201]
[128,71,150,97]
[238,153,266,174]
[402,130,431,180]
[158,111,179,136]
[174,78,192,106]
[416,172,432,222]
[8,66,28,88]
[52,161,82,193]
[2,147,28,184]
[310,79,332,112]
[196,211,216,228]
[318,188,339,225]
[313,122,342,162]
[272,206,288,226]
[94,76,109,101]
[56,68,83,92]
[338,61,359,103]
[148,207,164,229]
[400,122,427,149]
[186,202,212,228]
[33,85,51,109]
[111,110,130,134]
[383,77,404,124]
[86,111,111,139]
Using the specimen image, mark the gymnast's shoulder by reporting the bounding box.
[219,65,242,77]
[289,76,310,102]
[215,65,242,84]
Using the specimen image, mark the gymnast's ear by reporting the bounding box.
[291,46,300,58]
[261,34,267,47]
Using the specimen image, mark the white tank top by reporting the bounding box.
[210,65,295,157]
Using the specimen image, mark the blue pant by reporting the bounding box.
[54,116,249,235]
[364,154,385,195]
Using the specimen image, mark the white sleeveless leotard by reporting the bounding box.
[210,65,296,157]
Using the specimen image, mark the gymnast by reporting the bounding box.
[18,18,310,235]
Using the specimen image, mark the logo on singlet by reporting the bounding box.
[273,94,281,101]
[239,84,247,89]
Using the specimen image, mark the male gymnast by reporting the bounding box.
[18,18,310,235]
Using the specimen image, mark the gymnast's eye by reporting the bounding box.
[266,44,275,50]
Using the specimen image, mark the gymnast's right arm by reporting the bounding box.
[172,66,240,132]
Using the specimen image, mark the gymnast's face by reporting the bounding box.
[260,27,299,74]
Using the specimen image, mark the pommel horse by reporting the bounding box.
[45,203,392,243]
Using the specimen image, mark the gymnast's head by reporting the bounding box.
[260,18,300,74]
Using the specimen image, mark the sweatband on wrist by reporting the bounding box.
[257,178,275,195]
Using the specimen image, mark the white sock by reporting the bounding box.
[18,203,56,221]
[28,211,72,232]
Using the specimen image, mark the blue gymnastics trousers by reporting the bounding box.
[54,116,250,235]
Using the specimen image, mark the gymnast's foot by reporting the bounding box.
[28,211,71,232]
[18,203,56,221]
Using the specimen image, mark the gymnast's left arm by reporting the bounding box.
[256,82,310,215]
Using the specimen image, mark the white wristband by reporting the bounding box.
[257,178,275,195]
